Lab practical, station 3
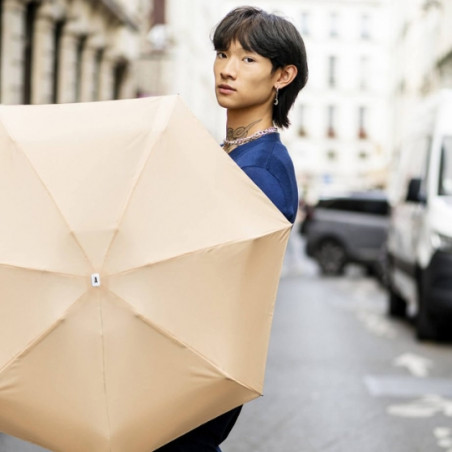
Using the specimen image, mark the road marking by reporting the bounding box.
[434,427,452,450]
[365,375,452,398]
[393,353,433,378]
[434,427,452,438]
[386,395,452,418]
[366,375,452,450]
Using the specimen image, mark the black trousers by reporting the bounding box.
[154,406,242,452]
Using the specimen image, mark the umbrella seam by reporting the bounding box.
[100,96,177,272]
[97,292,113,449]
[93,122,160,270]
[0,111,95,272]
[98,125,156,271]
[0,262,84,277]
[106,288,263,397]
[0,292,87,375]
[107,226,291,276]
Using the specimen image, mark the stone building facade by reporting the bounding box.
[0,0,146,105]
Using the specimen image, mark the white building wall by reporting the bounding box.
[166,0,227,139]
[392,0,452,152]
[288,0,392,198]
[139,0,227,139]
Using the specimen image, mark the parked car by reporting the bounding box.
[386,89,452,341]
[300,191,390,277]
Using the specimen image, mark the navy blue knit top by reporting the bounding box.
[228,133,298,223]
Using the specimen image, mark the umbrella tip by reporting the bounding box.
[91,273,101,287]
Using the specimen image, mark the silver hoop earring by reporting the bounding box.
[274,88,279,106]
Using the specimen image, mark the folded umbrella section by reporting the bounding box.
[0,96,291,451]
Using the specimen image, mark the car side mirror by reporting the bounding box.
[406,177,426,203]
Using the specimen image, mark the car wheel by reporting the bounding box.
[314,239,346,276]
[388,287,406,318]
[416,270,439,341]
[365,264,376,276]
[386,258,406,317]
[376,245,390,287]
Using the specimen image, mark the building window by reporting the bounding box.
[93,48,104,101]
[298,104,307,136]
[327,149,337,161]
[300,11,310,36]
[148,0,168,51]
[358,106,368,139]
[327,105,336,138]
[113,60,128,99]
[23,1,38,104]
[360,14,371,40]
[329,12,339,38]
[52,20,65,103]
[75,36,87,102]
[358,150,368,160]
[359,56,369,90]
[151,0,166,25]
[328,55,337,87]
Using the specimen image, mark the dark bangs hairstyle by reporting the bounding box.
[212,6,308,128]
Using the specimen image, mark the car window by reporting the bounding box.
[438,136,452,196]
[389,135,431,203]
[316,197,389,216]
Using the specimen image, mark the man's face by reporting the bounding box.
[213,40,279,113]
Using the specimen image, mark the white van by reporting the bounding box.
[386,89,452,340]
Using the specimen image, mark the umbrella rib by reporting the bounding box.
[107,289,263,397]
[97,292,113,447]
[109,226,290,277]
[0,262,83,278]
[0,113,94,272]
[0,292,87,375]
[100,97,177,271]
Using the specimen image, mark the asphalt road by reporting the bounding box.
[1,234,452,452]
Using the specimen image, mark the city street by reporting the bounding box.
[1,237,452,452]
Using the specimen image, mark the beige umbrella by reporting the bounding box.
[0,95,291,451]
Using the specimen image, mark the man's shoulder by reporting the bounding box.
[233,136,291,171]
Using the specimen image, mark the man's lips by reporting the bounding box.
[217,84,236,94]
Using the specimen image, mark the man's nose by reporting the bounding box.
[220,58,237,79]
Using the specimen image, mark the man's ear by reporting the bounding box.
[276,65,298,89]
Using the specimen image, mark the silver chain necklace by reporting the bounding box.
[223,126,278,148]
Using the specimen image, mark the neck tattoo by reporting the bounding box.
[226,119,262,142]
[223,120,278,152]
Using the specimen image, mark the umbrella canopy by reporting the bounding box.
[0,95,291,451]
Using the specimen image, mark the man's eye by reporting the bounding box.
[216,52,227,59]
[243,57,255,63]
